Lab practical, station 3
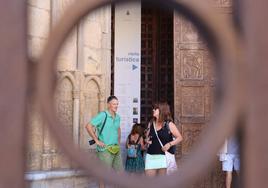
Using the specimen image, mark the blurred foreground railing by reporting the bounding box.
[0,0,267,187]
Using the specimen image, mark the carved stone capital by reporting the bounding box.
[73,90,80,99]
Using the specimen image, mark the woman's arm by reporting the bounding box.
[144,122,152,148]
[162,122,183,152]
[168,122,183,146]
[139,136,146,150]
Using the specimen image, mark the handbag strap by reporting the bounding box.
[153,121,164,148]
[98,111,107,137]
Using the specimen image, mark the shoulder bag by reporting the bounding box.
[88,111,107,145]
[153,122,177,175]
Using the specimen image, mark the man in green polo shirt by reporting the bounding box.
[86,95,123,187]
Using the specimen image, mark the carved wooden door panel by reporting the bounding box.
[141,5,173,126]
[174,13,224,187]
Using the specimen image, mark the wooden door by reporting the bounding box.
[140,4,174,126]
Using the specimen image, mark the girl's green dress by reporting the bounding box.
[125,141,145,173]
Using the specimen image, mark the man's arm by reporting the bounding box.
[85,123,105,147]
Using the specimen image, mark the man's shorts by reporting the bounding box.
[222,154,240,172]
[96,150,123,172]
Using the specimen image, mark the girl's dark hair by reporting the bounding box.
[152,102,173,122]
[130,123,143,135]
[107,95,118,103]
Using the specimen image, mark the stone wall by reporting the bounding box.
[27,0,111,187]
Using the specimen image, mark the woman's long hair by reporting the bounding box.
[152,102,173,123]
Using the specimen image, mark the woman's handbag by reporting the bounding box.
[165,151,177,175]
[153,122,177,174]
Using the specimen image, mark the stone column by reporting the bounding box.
[73,89,80,145]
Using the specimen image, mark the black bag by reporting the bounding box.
[88,112,107,145]
[165,121,176,154]
[88,139,96,145]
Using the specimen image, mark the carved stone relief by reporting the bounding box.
[41,77,74,170]
[181,124,204,154]
[174,5,225,187]
[42,127,57,170]
[181,86,205,117]
[221,0,232,7]
[203,50,215,81]
[80,79,100,150]
[56,78,74,134]
[181,18,201,43]
[26,101,43,171]
[181,50,204,80]
[210,0,232,8]
[208,0,232,7]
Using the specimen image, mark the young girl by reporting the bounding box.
[125,123,145,173]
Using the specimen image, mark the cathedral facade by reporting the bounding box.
[26,0,232,187]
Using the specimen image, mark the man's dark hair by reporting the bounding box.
[107,95,118,103]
